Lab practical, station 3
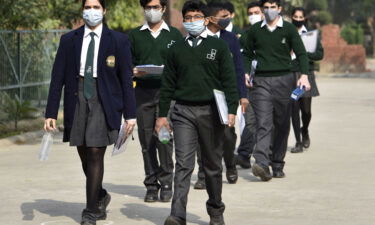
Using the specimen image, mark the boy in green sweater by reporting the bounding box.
[242,0,310,181]
[128,0,182,203]
[155,1,238,224]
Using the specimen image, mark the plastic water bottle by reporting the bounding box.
[39,132,53,161]
[158,126,171,144]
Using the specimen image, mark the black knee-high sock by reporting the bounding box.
[300,97,312,134]
[78,146,106,211]
[77,146,107,199]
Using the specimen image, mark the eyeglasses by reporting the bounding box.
[144,5,162,10]
[263,6,278,9]
[184,15,205,21]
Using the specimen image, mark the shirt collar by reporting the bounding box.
[140,20,170,32]
[84,23,103,38]
[185,29,208,41]
[225,22,234,32]
[299,25,308,34]
[261,16,283,28]
[206,27,221,38]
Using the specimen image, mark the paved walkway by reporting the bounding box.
[1,77,375,225]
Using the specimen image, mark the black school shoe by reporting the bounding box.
[272,169,285,178]
[209,215,225,225]
[81,209,106,225]
[252,163,272,181]
[194,178,206,190]
[144,189,159,202]
[98,192,111,216]
[226,168,238,184]
[291,142,303,153]
[302,133,310,148]
[160,185,173,202]
[164,215,187,225]
[235,154,251,169]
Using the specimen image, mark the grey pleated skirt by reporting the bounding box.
[294,71,320,97]
[69,78,118,147]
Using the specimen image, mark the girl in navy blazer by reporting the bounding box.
[44,0,136,224]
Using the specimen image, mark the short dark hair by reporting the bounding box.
[182,0,208,17]
[260,0,281,7]
[223,1,235,14]
[206,2,226,17]
[292,7,306,17]
[139,0,168,8]
[82,0,106,9]
[247,1,261,11]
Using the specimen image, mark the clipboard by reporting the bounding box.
[213,89,229,125]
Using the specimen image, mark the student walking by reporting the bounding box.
[129,0,182,203]
[290,7,324,153]
[44,0,136,224]
[156,1,238,224]
[243,0,310,181]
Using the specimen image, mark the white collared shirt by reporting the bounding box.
[225,22,234,32]
[79,24,103,78]
[261,16,283,32]
[185,30,208,47]
[206,27,221,38]
[140,20,170,39]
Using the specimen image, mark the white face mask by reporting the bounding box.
[248,14,262,25]
[144,9,164,24]
[83,9,104,27]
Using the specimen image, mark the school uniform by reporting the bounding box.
[226,22,244,39]
[196,28,245,181]
[291,25,324,145]
[128,21,182,192]
[45,24,136,145]
[243,18,309,173]
[159,30,239,220]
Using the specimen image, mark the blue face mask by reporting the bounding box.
[183,20,206,36]
[83,9,103,27]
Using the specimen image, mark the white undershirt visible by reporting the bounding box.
[225,22,234,32]
[185,30,208,47]
[206,27,221,38]
[140,20,170,39]
[261,16,284,32]
[79,24,103,78]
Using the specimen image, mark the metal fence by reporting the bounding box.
[0,30,69,108]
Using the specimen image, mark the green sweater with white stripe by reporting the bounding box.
[128,26,182,88]
[159,36,239,117]
[243,20,309,76]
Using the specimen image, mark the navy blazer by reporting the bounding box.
[45,25,136,142]
[220,30,247,99]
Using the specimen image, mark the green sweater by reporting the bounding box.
[243,20,309,76]
[128,25,183,88]
[159,36,239,117]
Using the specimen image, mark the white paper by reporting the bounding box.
[237,105,246,136]
[112,124,131,156]
[135,64,165,75]
[213,89,228,125]
[300,30,318,53]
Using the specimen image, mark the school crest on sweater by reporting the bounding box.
[206,49,217,60]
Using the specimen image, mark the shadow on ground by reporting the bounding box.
[121,203,207,225]
[20,199,84,222]
[104,183,145,200]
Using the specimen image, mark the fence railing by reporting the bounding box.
[0,30,69,108]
